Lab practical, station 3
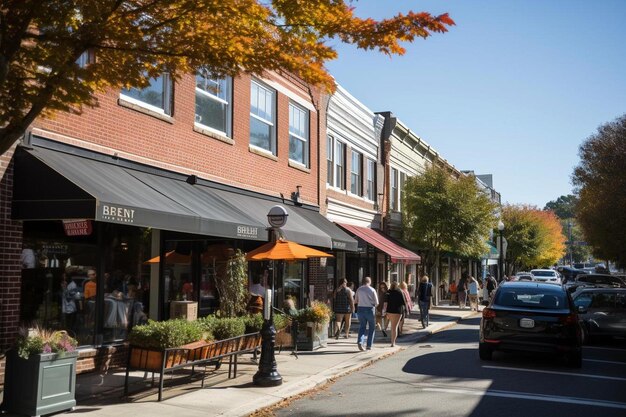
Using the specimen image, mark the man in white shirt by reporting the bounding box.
[355,276,378,351]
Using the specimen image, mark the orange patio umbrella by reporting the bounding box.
[246,239,333,261]
[143,250,191,264]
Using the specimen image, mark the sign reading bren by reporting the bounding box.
[100,204,136,223]
[62,219,93,236]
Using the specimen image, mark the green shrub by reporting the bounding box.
[273,313,290,331]
[296,301,331,325]
[128,319,204,349]
[211,317,246,340]
[243,314,264,333]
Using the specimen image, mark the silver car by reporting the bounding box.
[530,269,562,285]
[573,287,626,341]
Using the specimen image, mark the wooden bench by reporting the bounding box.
[123,332,261,401]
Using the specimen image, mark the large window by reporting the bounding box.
[391,168,399,211]
[121,74,172,115]
[250,80,276,154]
[195,71,232,137]
[289,102,309,166]
[399,172,406,212]
[350,150,362,196]
[366,158,376,201]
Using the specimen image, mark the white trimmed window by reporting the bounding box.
[289,102,309,166]
[366,158,376,201]
[250,80,276,154]
[326,135,334,185]
[121,74,172,115]
[334,140,346,190]
[350,150,362,196]
[399,172,406,212]
[391,168,399,211]
[195,71,232,137]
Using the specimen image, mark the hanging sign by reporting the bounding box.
[62,219,93,236]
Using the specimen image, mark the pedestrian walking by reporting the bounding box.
[375,281,389,337]
[416,275,434,328]
[399,281,413,335]
[457,273,468,309]
[467,275,480,311]
[382,281,408,347]
[333,279,355,339]
[486,273,497,302]
[355,276,379,351]
[449,280,458,305]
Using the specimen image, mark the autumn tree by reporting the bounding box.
[502,205,566,272]
[543,195,590,264]
[0,0,454,154]
[573,114,626,266]
[403,166,497,299]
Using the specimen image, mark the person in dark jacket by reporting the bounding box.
[333,278,355,339]
[417,275,434,328]
[382,281,408,347]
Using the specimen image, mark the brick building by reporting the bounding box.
[0,70,356,377]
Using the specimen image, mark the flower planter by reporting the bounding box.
[296,322,328,351]
[1,349,78,417]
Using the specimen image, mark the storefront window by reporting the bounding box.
[20,221,152,346]
[282,261,305,309]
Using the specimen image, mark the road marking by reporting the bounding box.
[584,346,626,352]
[584,359,626,365]
[422,387,626,410]
[482,365,626,381]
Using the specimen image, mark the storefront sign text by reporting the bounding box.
[62,219,93,236]
[332,240,347,250]
[237,225,259,239]
[101,205,135,223]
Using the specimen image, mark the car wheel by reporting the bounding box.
[566,350,582,368]
[479,343,493,360]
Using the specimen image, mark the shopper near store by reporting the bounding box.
[61,274,78,332]
[250,274,266,298]
[467,275,480,311]
[84,269,97,300]
[382,281,408,347]
[398,281,413,335]
[333,279,355,339]
[416,275,434,328]
[355,276,378,351]
[375,281,389,337]
[457,272,468,309]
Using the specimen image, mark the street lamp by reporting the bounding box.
[497,220,505,282]
[253,205,287,387]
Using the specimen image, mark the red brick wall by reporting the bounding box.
[308,258,329,304]
[0,144,23,351]
[33,72,324,207]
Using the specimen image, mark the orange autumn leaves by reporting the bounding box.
[0,0,454,154]
[502,205,567,270]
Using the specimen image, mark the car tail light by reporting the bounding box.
[559,313,578,325]
[482,308,497,319]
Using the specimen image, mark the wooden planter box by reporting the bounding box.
[296,322,328,351]
[1,349,78,417]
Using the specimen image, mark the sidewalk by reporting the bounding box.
[68,305,477,417]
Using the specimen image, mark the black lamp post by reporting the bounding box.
[253,206,287,387]
[497,220,505,281]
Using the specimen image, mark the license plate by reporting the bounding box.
[520,318,535,328]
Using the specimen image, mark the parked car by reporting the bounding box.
[572,287,626,341]
[516,274,533,282]
[479,282,582,367]
[565,274,626,294]
[530,269,562,285]
[556,266,587,284]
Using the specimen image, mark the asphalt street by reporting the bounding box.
[274,317,626,417]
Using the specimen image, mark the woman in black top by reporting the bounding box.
[382,281,408,347]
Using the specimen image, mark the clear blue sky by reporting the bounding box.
[326,0,626,208]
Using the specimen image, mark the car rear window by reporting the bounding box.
[496,288,566,309]
[531,271,556,277]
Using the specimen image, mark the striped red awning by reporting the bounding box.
[337,223,420,264]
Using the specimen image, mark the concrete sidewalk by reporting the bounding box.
[68,305,477,417]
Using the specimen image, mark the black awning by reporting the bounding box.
[294,207,358,252]
[12,146,262,240]
[12,145,355,250]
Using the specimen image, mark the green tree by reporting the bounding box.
[544,195,578,219]
[215,249,248,317]
[0,1,454,154]
[403,167,497,297]
[573,114,626,266]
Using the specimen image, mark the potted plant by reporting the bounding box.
[127,319,206,370]
[296,301,332,350]
[1,326,78,417]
